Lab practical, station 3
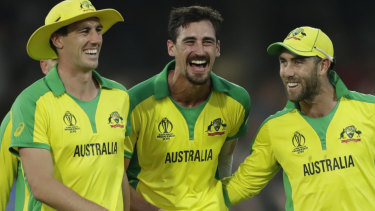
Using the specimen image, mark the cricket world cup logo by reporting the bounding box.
[63,111,80,133]
[156,117,175,141]
[292,131,308,154]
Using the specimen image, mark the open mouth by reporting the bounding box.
[189,60,208,69]
[287,82,298,88]
[83,49,98,56]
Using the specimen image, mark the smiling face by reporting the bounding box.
[279,50,322,103]
[167,20,220,85]
[51,17,103,72]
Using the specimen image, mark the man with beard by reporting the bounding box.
[223,26,375,210]
[8,0,130,210]
[125,6,250,211]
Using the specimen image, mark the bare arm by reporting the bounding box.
[19,147,107,211]
[218,139,238,178]
[125,158,161,211]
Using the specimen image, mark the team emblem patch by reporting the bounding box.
[80,0,95,11]
[292,131,308,154]
[108,111,124,128]
[157,117,175,141]
[339,125,361,143]
[206,118,227,136]
[286,27,307,41]
[63,111,80,133]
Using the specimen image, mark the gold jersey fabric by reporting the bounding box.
[224,71,375,211]
[0,112,17,210]
[9,67,130,211]
[125,60,250,210]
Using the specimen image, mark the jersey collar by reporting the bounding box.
[153,60,230,100]
[45,64,110,97]
[286,71,350,109]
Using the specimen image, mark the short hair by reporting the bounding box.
[168,6,223,43]
[49,26,69,55]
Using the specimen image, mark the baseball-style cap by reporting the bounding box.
[267,26,334,62]
[27,0,124,60]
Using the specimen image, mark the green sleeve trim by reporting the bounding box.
[222,183,231,209]
[344,91,375,103]
[9,142,51,156]
[0,112,10,147]
[283,171,294,211]
[126,145,141,189]
[128,75,159,111]
[124,150,133,159]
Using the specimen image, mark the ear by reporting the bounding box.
[50,33,63,50]
[40,60,48,75]
[167,40,175,57]
[320,58,331,74]
[216,40,221,57]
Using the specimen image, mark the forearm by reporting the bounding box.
[123,170,130,211]
[129,185,160,211]
[31,177,107,211]
[218,139,237,178]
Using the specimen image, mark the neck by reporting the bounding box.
[57,65,99,101]
[299,84,337,118]
[168,70,211,108]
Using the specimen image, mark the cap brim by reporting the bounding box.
[27,9,124,60]
[267,42,317,57]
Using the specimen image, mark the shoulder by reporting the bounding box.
[214,75,250,110]
[101,76,128,92]
[129,74,159,107]
[13,78,50,109]
[344,91,375,103]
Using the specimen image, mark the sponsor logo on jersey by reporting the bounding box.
[63,111,80,133]
[206,118,227,136]
[292,131,308,154]
[73,141,118,157]
[303,155,355,176]
[339,125,361,143]
[165,149,213,164]
[157,117,175,141]
[108,111,124,128]
[14,122,25,137]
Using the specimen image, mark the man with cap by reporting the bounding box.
[7,0,130,210]
[223,26,375,210]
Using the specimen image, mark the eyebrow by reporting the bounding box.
[181,36,216,42]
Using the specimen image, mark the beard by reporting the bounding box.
[185,71,210,85]
[287,67,320,103]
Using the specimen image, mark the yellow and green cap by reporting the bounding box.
[27,0,124,60]
[267,26,334,61]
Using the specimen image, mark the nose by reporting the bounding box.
[280,62,295,77]
[88,30,102,45]
[193,41,205,55]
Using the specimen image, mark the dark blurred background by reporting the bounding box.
[3,0,375,210]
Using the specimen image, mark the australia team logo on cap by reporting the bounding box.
[206,118,227,136]
[63,111,80,133]
[108,111,124,128]
[286,28,307,41]
[292,131,308,154]
[80,0,95,12]
[157,117,175,141]
[339,125,361,143]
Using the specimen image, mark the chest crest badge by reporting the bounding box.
[206,118,227,136]
[108,111,124,128]
[340,125,361,143]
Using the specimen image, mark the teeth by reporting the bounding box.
[288,82,298,87]
[191,60,206,64]
[84,49,97,55]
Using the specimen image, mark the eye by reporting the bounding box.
[203,39,215,46]
[96,26,103,33]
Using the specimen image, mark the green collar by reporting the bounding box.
[153,60,231,100]
[44,64,111,97]
[286,71,349,109]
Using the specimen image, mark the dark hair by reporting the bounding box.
[168,6,223,43]
[49,25,69,54]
